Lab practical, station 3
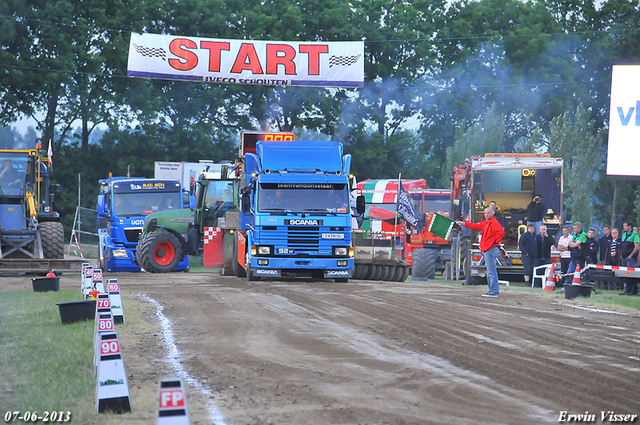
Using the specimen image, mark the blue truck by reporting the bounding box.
[96,177,190,272]
[235,138,363,281]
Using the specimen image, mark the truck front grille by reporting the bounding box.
[125,228,142,243]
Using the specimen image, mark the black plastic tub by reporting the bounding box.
[563,284,593,300]
[32,277,60,292]
[57,300,96,325]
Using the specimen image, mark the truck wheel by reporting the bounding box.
[246,265,259,281]
[383,265,396,281]
[372,264,384,280]
[398,266,410,282]
[412,249,437,280]
[364,264,378,280]
[232,235,246,277]
[138,231,182,273]
[355,264,368,280]
[40,221,64,259]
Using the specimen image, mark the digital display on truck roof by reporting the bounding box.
[112,180,181,193]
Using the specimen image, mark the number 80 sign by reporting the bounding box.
[98,318,114,331]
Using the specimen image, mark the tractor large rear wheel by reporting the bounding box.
[412,248,437,280]
[138,231,182,273]
[40,221,64,259]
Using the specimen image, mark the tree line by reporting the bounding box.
[1,0,639,235]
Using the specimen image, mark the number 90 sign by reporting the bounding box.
[101,340,120,355]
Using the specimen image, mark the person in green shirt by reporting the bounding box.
[620,221,639,295]
[564,222,588,285]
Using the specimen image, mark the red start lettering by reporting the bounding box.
[166,37,329,75]
[200,41,230,72]
[169,38,199,71]
[266,44,296,75]
[299,44,328,75]
[230,43,264,74]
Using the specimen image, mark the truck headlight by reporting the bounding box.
[333,247,348,256]
[257,246,272,255]
[112,249,128,258]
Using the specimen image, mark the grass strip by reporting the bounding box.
[0,288,103,423]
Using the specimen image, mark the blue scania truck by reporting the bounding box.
[96,177,190,272]
[234,137,363,281]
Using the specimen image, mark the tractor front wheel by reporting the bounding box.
[138,231,182,273]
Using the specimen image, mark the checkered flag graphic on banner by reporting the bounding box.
[133,44,167,61]
[328,54,361,68]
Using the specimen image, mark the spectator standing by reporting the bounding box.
[586,228,599,265]
[597,225,612,290]
[564,222,588,285]
[599,225,612,264]
[556,225,572,275]
[604,228,622,290]
[620,221,640,295]
[519,223,538,287]
[457,207,505,298]
[526,194,546,234]
[536,225,555,267]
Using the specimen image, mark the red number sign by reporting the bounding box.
[100,340,120,355]
[98,318,114,331]
[159,389,185,408]
[97,299,111,309]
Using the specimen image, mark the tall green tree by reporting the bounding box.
[549,104,603,227]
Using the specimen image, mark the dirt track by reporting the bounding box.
[7,273,640,424]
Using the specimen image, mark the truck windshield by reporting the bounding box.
[204,180,236,208]
[0,154,28,196]
[113,192,182,217]
[410,194,450,215]
[258,183,348,213]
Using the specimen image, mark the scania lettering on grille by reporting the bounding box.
[285,219,323,225]
[325,270,350,277]
[255,269,281,276]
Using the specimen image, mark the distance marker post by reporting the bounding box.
[92,268,105,294]
[94,311,115,375]
[107,279,125,324]
[82,265,94,299]
[96,332,132,414]
[157,377,190,425]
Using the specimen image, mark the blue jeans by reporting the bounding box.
[484,246,500,295]
[622,257,636,268]
[565,258,586,284]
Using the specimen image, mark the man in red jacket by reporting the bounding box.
[458,207,505,297]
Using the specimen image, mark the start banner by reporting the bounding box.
[127,32,364,88]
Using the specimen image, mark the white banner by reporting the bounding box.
[607,64,640,178]
[127,32,364,88]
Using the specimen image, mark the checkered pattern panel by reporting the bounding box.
[133,44,167,61]
[203,227,221,244]
[329,54,361,68]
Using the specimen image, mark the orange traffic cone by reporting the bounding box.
[571,265,582,285]
[544,263,556,292]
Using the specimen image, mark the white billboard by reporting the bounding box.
[128,33,364,88]
[607,64,640,178]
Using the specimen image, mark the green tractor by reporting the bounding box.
[137,163,240,273]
